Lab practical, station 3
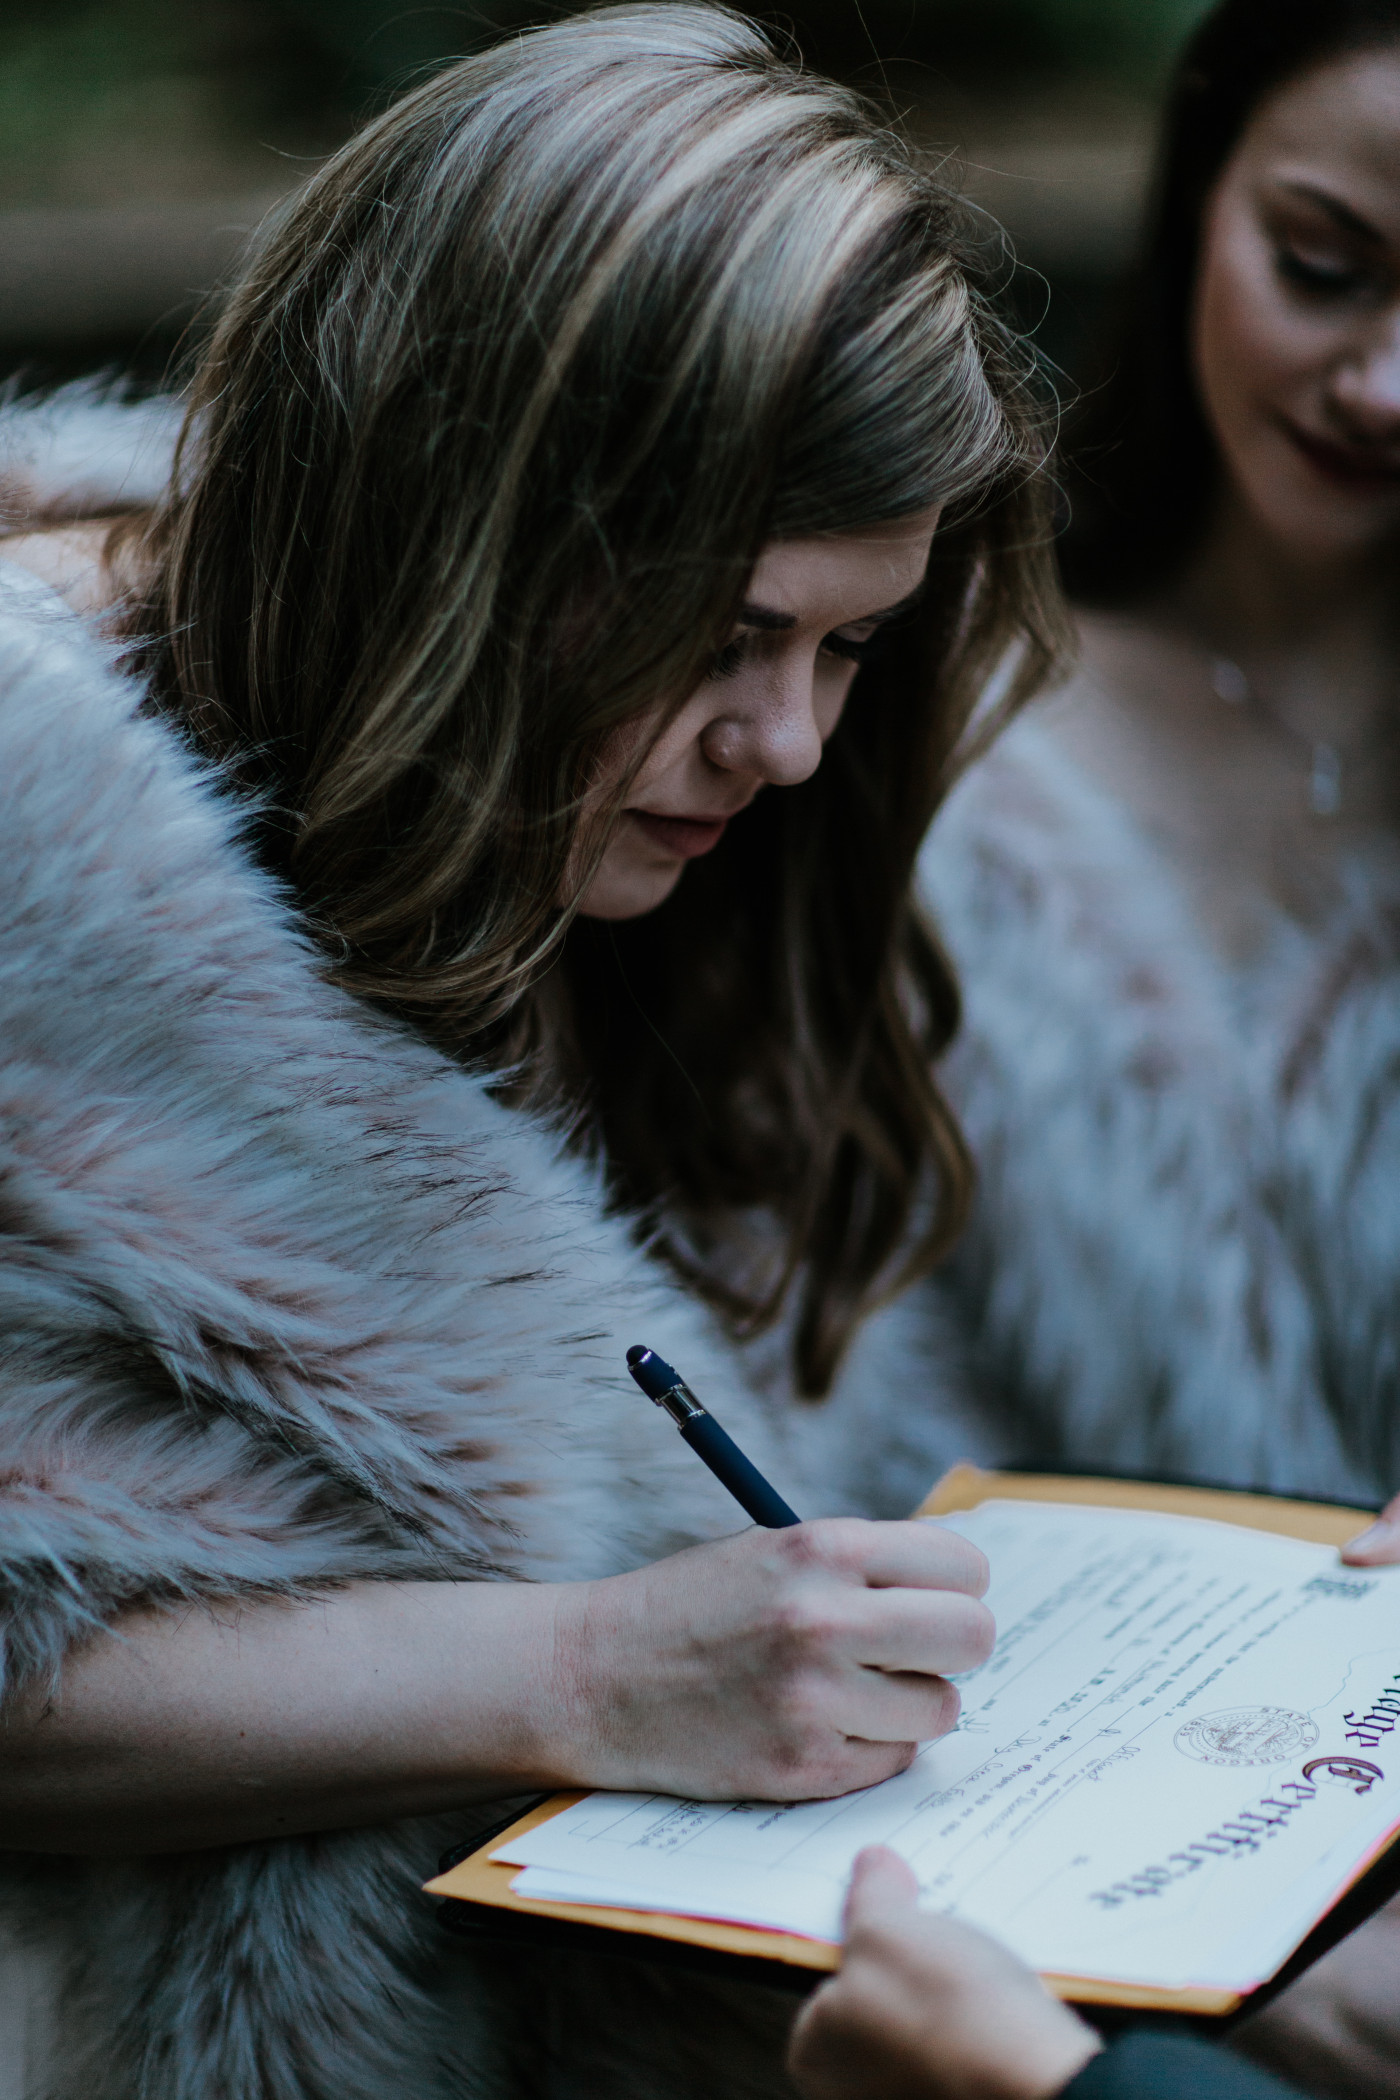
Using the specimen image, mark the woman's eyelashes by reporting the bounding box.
[820,628,880,666]
[708,627,880,681]
[708,635,749,680]
[1273,240,1377,300]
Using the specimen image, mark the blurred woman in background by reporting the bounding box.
[920,0,1400,2088]
[926,0,1400,1512]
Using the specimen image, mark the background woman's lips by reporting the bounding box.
[628,811,728,858]
[1286,424,1400,492]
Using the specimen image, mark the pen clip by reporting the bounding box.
[652,1380,705,1427]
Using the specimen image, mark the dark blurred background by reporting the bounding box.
[0,0,1215,396]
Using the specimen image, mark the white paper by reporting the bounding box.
[497,1502,1400,1990]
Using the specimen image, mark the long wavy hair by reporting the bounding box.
[121,3,1062,1394]
[1061,0,1400,603]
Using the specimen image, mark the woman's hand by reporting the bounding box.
[788,1847,1102,2100]
[556,1517,994,1799]
[1342,1492,1400,1565]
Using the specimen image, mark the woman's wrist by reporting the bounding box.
[533,1567,652,1792]
[995,2017,1103,2100]
[492,1576,611,1791]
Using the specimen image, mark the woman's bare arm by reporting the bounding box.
[0,522,118,615]
[2,1579,577,1853]
[0,1518,994,1855]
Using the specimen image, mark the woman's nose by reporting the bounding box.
[701,658,828,786]
[1331,310,1400,438]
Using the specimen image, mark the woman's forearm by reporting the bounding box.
[0,1518,995,1856]
[0,1580,577,1853]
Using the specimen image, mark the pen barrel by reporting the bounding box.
[679,1414,800,1529]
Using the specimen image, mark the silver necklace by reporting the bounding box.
[1208,655,1393,818]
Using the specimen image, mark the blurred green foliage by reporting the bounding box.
[267,0,1219,96]
[0,1,310,203]
[0,0,1215,209]
[263,0,1220,99]
[0,1,186,200]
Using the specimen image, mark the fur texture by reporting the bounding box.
[919,699,1400,1505]
[0,397,1008,2100]
[0,381,184,526]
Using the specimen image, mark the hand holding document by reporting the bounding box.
[494,1501,1400,1999]
[786,1846,1103,2100]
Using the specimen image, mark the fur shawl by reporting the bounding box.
[919,698,1400,1507]
[0,392,1006,2100]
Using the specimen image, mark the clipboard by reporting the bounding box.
[427,1466,1400,2023]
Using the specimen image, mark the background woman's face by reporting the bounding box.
[575,511,940,921]
[1192,47,1400,570]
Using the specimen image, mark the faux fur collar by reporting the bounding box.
[0,378,184,526]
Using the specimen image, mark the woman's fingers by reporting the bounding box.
[811,1517,990,1598]
[1342,1491,1400,1565]
[809,1740,920,1798]
[842,1845,921,1931]
[1340,1522,1400,1565]
[833,1670,961,1746]
[841,1585,995,1676]
[769,1520,996,1679]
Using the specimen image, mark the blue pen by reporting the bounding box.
[626,1344,801,1529]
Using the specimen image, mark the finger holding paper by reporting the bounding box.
[788,1849,1312,2100]
[788,1846,1101,2100]
[1342,1489,1400,1565]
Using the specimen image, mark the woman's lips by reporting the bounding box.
[1285,422,1400,494]
[627,810,729,859]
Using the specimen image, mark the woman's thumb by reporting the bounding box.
[842,1845,921,1936]
[1343,1489,1400,1565]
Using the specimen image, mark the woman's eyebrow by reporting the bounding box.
[736,583,926,632]
[1279,180,1385,245]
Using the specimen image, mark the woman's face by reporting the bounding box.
[1193,46,1400,571]
[575,510,940,921]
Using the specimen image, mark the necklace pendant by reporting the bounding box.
[1210,656,1249,705]
[1310,742,1342,817]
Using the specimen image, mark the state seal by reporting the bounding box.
[1174,1706,1319,1767]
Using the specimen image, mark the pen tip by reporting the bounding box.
[626,1344,648,1368]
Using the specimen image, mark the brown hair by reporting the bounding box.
[123,3,1062,1394]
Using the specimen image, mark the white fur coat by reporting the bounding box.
[919,701,1400,1507]
[0,390,1006,2100]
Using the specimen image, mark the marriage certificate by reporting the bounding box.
[495,1502,1400,1993]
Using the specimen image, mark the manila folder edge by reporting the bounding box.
[423,1465,1386,2016]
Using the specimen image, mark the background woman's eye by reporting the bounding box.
[1275,245,1370,297]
